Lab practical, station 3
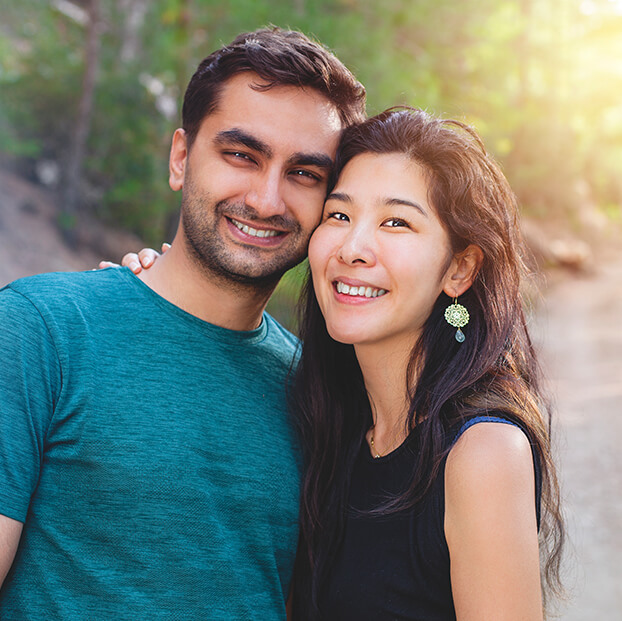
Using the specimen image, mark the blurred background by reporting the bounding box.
[0,0,620,617]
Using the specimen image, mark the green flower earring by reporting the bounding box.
[444,297,469,343]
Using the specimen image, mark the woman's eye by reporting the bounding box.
[383,218,409,228]
[327,211,349,222]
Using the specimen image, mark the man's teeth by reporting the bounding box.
[232,219,280,238]
[336,281,387,298]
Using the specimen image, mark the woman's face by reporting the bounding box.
[308,152,456,351]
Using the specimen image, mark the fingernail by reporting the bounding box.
[143,257,153,267]
[130,261,140,272]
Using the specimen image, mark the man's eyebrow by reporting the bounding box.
[214,129,272,158]
[287,152,334,170]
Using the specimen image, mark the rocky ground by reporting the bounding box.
[0,168,620,618]
[0,169,142,283]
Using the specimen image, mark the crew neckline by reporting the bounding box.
[117,266,269,344]
[361,425,421,464]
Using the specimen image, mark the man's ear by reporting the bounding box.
[169,128,188,192]
[442,244,484,298]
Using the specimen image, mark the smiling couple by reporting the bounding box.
[0,27,563,621]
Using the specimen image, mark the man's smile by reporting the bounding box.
[229,217,283,238]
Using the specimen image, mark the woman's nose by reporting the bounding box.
[337,228,376,266]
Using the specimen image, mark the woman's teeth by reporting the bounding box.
[336,281,387,298]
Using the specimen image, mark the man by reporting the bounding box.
[0,28,365,619]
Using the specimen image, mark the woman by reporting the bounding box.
[290,107,564,620]
[120,108,564,619]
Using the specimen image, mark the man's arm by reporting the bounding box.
[0,285,61,587]
[0,515,23,585]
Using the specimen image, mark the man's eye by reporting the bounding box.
[225,151,254,162]
[291,169,321,182]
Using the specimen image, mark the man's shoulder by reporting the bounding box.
[1,268,136,331]
[3,267,129,305]
[261,314,301,373]
[263,313,300,350]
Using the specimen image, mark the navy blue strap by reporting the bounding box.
[453,415,518,445]
[450,414,542,528]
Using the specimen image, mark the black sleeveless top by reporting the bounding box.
[317,416,542,620]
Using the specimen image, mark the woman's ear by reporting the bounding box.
[442,244,484,298]
[169,128,188,192]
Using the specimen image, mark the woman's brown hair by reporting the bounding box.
[292,107,565,619]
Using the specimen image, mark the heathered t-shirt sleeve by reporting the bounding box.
[0,286,61,522]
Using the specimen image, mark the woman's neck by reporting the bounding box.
[355,339,419,456]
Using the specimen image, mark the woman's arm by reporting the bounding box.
[445,422,542,621]
[98,243,170,273]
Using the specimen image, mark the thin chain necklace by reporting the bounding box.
[369,431,383,459]
[369,424,408,459]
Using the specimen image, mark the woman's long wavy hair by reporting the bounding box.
[291,107,565,619]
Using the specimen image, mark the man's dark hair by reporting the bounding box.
[181,27,366,148]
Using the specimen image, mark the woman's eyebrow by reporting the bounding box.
[384,197,428,218]
[326,192,428,218]
[325,192,351,203]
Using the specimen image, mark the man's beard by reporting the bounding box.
[181,192,310,289]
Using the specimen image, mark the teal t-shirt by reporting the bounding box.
[0,268,301,620]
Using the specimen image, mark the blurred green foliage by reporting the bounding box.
[1,0,621,328]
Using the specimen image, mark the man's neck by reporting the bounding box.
[136,240,277,332]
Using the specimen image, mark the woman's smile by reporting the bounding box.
[333,278,388,300]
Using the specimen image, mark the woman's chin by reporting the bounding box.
[325,322,371,347]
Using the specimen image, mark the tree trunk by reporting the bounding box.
[118,0,149,65]
[63,0,102,245]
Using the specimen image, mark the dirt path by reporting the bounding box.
[533,248,622,619]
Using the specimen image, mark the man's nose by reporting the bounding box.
[244,169,286,218]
